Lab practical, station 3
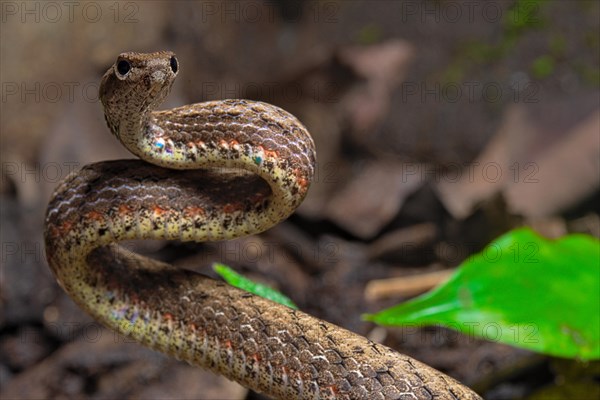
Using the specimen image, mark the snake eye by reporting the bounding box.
[116,60,131,77]
[169,56,178,74]
[169,56,179,74]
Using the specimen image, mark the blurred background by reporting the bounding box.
[1,1,598,399]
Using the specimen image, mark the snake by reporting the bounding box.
[44,51,482,400]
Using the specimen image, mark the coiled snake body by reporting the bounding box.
[44,52,482,400]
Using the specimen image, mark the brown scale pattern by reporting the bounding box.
[44,52,482,400]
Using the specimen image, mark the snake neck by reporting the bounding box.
[100,91,162,157]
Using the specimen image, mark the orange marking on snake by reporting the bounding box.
[222,203,242,213]
[118,204,133,215]
[152,205,168,216]
[293,168,309,189]
[265,149,278,158]
[86,210,105,222]
[55,222,72,237]
[184,205,206,217]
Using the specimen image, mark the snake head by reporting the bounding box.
[99,51,179,142]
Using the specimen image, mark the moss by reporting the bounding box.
[438,0,548,83]
[576,64,600,87]
[504,0,546,34]
[549,34,566,57]
[356,24,383,45]
[531,55,555,78]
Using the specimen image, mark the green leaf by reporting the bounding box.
[365,228,600,360]
[212,263,298,309]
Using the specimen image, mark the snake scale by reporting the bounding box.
[44,51,482,400]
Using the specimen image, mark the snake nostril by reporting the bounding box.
[170,56,178,74]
